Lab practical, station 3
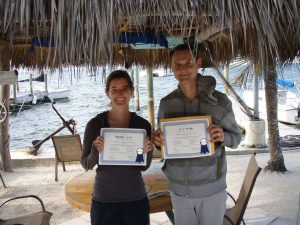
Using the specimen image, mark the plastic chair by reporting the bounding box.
[223,153,262,225]
[51,134,82,182]
[0,195,52,225]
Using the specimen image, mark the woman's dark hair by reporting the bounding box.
[105,70,134,93]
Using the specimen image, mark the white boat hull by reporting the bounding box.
[45,88,71,101]
[12,88,71,105]
[277,106,300,125]
[243,90,300,125]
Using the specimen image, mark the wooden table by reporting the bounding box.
[65,171,174,222]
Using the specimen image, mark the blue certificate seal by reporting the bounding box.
[200,138,209,154]
[135,148,144,163]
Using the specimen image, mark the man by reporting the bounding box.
[152,44,242,225]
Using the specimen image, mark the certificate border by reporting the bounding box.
[99,128,147,166]
[160,116,215,159]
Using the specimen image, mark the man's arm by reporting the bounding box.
[219,99,243,148]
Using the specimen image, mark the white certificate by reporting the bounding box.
[99,128,147,166]
[160,116,215,159]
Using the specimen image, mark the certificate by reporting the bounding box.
[99,128,147,166]
[160,116,214,159]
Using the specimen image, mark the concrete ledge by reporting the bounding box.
[12,157,55,167]
[226,146,300,155]
[11,148,56,167]
[9,146,300,168]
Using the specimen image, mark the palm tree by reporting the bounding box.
[231,60,288,172]
[264,63,287,172]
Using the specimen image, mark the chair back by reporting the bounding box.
[51,134,82,162]
[297,193,300,225]
[224,153,262,225]
[0,195,52,225]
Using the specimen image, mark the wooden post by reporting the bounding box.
[0,42,13,172]
[13,84,17,100]
[134,68,140,111]
[102,67,106,83]
[44,73,48,93]
[224,62,229,94]
[146,67,155,130]
[146,67,161,158]
[29,74,33,95]
[253,65,259,119]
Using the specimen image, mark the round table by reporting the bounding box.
[64,170,173,214]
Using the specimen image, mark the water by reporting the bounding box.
[8,63,300,151]
[9,68,180,151]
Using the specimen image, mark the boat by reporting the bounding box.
[44,87,71,102]
[243,88,300,125]
[10,72,71,107]
[277,89,300,125]
[231,61,300,125]
[12,87,71,105]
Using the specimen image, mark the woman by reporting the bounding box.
[81,70,153,225]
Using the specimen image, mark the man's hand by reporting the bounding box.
[151,128,163,148]
[207,124,224,143]
[143,137,154,153]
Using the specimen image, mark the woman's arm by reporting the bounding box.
[141,121,153,171]
[80,119,100,170]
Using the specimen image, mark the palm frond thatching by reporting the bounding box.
[0,0,299,69]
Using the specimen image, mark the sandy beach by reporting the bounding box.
[1,150,300,225]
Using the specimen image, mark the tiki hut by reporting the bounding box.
[0,1,299,171]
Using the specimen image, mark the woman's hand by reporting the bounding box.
[143,137,154,153]
[151,128,163,147]
[93,136,104,153]
[207,124,224,143]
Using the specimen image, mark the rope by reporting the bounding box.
[9,98,28,133]
[280,135,300,147]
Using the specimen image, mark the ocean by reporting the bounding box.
[8,63,300,151]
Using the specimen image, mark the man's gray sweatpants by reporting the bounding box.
[170,190,227,225]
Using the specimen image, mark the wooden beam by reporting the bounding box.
[0,71,17,85]
[0,42,13,172]
[196,25,227,42]
[13,35,33,40]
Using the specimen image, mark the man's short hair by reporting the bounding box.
[170,43,206,59]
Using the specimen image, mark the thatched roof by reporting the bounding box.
[0,0,299,69]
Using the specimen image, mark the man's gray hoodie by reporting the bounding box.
[157,75,242,198]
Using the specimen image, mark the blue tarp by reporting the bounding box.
[276,79,294,88]
[118,32,169,48]
[28,38,55,53]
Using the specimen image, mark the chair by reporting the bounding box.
[297,193,300,225]
[0,195,52,225]
[0,171,6,188]
[51,134,82,182]
[223,153,262,225]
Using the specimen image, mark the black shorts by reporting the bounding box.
[91,197,150,225]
